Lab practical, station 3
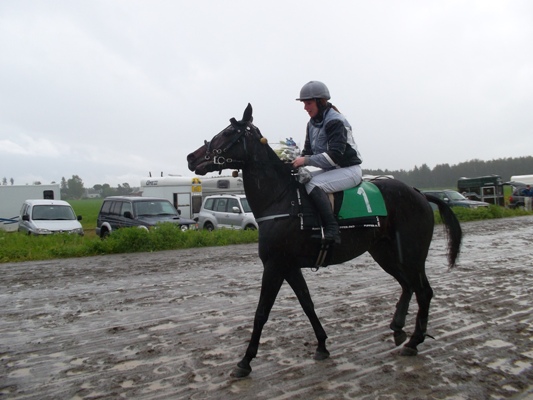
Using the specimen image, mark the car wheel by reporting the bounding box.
[101,229,110,239]
[244,224,257,230]
[204,222,215,231]
[180,225,189,232]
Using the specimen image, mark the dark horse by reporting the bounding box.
[187,104,462,378]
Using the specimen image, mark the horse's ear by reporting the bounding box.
[242,103,253,123]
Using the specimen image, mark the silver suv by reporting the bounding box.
[198,194,257,231]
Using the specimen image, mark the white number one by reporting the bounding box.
[357,187,372,213]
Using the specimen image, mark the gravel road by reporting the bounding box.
[1,216,532,399]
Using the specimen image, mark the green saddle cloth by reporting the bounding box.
[338,181,387,221]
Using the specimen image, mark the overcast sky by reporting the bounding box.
[1,1,532,188]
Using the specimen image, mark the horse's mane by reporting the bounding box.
[263,140,295,182]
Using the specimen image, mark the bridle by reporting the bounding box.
[201,117,294,224]
[203,120,256,167]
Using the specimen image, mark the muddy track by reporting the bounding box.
[1,216,533,399]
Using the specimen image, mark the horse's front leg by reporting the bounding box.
[232,263,284,378]
[284,268,330,361]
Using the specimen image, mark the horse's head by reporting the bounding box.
[187,103,268,175]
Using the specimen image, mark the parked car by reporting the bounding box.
[507,181,527,209]
[18,199,84,235]
[422,190,490,210]
[198,194,257,231]
[95,196,197,238]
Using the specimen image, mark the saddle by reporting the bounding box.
[293,181,388,232]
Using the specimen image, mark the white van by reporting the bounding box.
[18,200,84,236]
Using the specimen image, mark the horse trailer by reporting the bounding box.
[140,176,203,220]
[201,175,246,198]
[457,175,504,206]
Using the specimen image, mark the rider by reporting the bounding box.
[292,81,363,244]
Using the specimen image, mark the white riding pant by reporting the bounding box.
[305,165,363,194]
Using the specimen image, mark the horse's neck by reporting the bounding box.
[242,155,292,217]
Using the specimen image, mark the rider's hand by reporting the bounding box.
[292,156,305,168]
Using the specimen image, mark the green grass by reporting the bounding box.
[433,204,532,224]
[1,199,260,263]
[68,199,103,233]
[0,224,259,263]
[1,200,531,264]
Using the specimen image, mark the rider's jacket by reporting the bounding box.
[301,106,362,170]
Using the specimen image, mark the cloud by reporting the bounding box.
[0,134,69,157]
[1,0,532,186]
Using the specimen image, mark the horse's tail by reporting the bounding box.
[425,194,463,268]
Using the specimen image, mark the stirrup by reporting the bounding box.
[313,226,341,244]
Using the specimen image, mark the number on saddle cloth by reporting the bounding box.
[335,181,387,227]
[298,181,387,231]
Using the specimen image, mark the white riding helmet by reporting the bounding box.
[296,81,331,101]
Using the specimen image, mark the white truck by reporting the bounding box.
[0,184,61,232]
[140,176,203,220]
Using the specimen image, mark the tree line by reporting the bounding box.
[4,156,532,198]
[363,156,533,189]
[59,175,136,199]
[0,174,136,199]
[54,156,533,198]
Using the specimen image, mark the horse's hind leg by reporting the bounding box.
[284,267,330,360]
[402,274,433,356]
[232,263,284,378]
[390,284,413,346]
[369,245,413,347]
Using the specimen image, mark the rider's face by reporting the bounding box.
[303,100,318,118]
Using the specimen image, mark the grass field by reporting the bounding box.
[68,199,103,236]
[1,199,531,264]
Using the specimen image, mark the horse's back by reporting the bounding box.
[370,179,435,265]
[372,179,433,220]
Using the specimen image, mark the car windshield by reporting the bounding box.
[445,191,466,200]
[512,184,526,194]
[134,200,178,216]
[240,198,252,213]
[32,205,76,220]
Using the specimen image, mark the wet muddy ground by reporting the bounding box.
[1,216,533,399]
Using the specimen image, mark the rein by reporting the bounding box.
[255,213,291,223]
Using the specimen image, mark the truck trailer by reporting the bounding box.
[0,184,61,232]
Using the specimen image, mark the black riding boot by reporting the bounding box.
[309,187,341,244]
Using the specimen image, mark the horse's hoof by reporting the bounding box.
[393,331,407,346]
[400,346,418,356]
[231,365,251,378]
[314,349,330,361]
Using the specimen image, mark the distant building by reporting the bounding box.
[84,188,102,199]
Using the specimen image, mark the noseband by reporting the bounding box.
[204,122,255,167]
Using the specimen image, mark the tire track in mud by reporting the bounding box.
[1,218,533,399]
